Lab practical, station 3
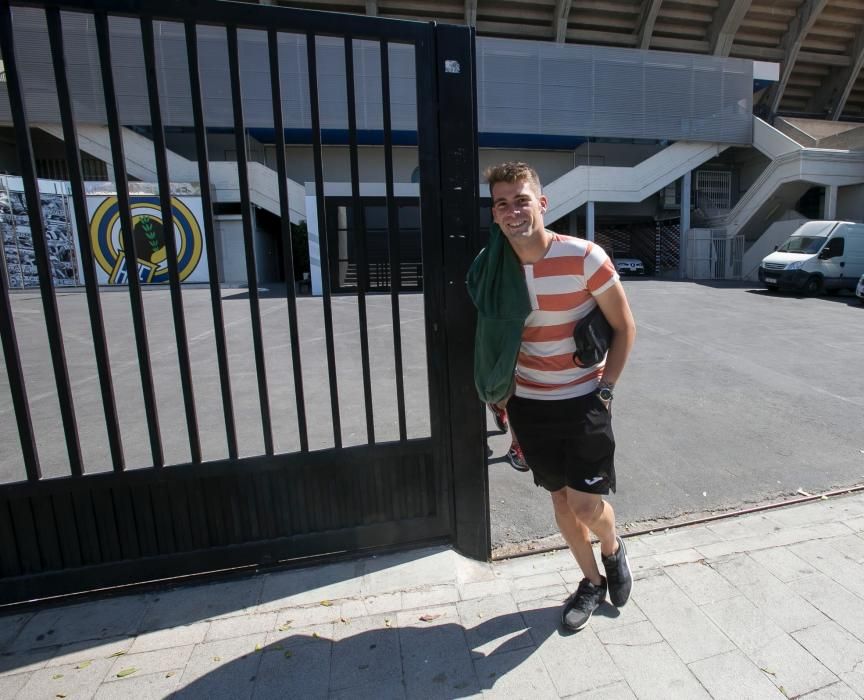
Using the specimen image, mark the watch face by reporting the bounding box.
[598,388,613,401]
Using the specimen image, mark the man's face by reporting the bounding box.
[490,179,547,241]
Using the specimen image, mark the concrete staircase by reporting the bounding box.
[543,141,728,225]
[705,118,864,245]
[36,124,306,223]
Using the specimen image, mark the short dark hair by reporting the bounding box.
[483,161,542,196]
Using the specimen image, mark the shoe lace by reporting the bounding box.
[571,579,600,612]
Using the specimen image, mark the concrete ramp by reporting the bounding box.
[775,117,864,150]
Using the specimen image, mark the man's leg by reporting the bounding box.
[565,489,618,557]
[552,488,612,631]
[550,488,603,584]
[566,488,632,608]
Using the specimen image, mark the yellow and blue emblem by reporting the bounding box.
[90,196,203,284]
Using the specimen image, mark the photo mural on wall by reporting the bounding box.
[0,180,80,289]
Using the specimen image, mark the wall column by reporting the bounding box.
[824,185,838,219]
[586,201,595,242]
[679,171,691,278]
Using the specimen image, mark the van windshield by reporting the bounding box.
[776,236,826,254]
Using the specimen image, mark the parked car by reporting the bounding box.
[615,256,645,275]
[759,220,864,294]
[857,273,864,303]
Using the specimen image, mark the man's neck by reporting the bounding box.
[510,227,554,265]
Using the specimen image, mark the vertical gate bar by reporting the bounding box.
[380,40,407,441]
[344,36,375,445]
[305,32,342,448]
[46,7,125,472]
[414,27,447,468]
[94,11,164,468]
[184,20,238,460]
[267,28,308,453]
[140,16,201,463]
[432,25,489,559]
[226,25,273,455]
[0,248,39,480]
[0,2,83,476]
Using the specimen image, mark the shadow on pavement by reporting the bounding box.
[175,603,620,699]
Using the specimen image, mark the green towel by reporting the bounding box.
[466,223,532,404]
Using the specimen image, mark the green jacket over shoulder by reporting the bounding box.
[466,223,532,404]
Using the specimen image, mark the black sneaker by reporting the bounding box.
[561,576,607,631]
[602,535,632,607]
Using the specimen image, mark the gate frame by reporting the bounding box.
[0,0,489,605]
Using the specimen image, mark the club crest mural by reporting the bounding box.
[88,195,207,284]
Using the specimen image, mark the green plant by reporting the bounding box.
[290,219,309,282]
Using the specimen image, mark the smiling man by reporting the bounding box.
[471,161,637,631]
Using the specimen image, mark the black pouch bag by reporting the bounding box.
[572,306,613,367]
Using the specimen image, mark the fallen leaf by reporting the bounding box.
[254,643,262,652]
[320,600,332,607]
[107,650,127,658]
[278,624,291,632]
[52,674,64,680]
[340,617,348,624]
[213,656,221,662]
[284,650,293,658]
[419,613,442,622]
[165,672,175,678]
[115,668,137,678]
[74,661,91,670]
[312,632,319,638]
[55,695,66,699]
[384,619,392,628]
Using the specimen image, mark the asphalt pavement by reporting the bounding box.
[2,280,864,555]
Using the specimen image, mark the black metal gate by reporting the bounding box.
[0,0,487,605]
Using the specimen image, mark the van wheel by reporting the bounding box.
[805,276,823,295]
[766,284,779,292]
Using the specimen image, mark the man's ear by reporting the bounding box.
[539,195,548,213]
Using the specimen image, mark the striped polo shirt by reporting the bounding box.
[515,234,619,400]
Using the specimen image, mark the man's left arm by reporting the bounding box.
[593,281,636,386]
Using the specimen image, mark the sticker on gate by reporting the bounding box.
[89,196,203,284]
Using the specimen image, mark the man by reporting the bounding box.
[475,161,636,631]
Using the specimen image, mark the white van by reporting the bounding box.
[758,220,864,294]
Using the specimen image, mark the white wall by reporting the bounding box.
[838,184,864,222]
[214,215,247,285]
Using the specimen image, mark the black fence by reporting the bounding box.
[0,0,486,605]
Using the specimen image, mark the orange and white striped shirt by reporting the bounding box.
[515,234,619,400]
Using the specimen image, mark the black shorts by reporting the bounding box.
[506,392,616,494]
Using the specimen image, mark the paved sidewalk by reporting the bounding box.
[2,492,864,699]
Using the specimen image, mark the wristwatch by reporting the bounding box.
[597,382,614,402]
